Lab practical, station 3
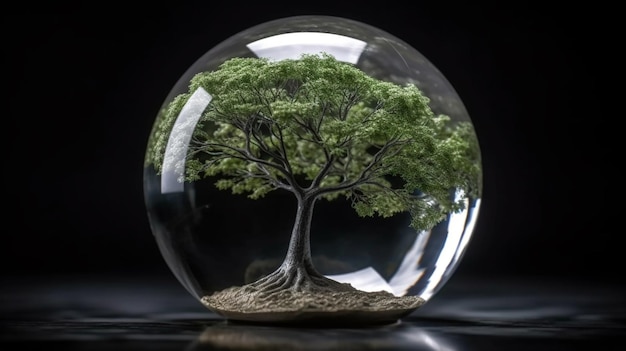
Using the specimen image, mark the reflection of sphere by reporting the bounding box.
[143,15,482,321]
[189,322,457,351]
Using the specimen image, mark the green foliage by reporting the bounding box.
[146,53,481,232]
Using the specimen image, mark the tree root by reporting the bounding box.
[249,263,355,297]
[200,269,426,325]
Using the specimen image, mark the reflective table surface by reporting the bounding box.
[1,275,624,350]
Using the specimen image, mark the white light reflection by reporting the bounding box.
[327,267,394,294]
[399,329,458,351]
[420,190,471,301]
[387,230,429,296]
[246,32,367,64]
[454,199,481,263]
[161,88,212,194]
[329,190,478,299]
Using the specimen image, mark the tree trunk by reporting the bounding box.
[248,193,352,293]
[282,195,316,270]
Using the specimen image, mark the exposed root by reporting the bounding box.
[249,264,354,296]
[200,264,425,325]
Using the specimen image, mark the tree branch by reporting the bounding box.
[310,137,408,197]
[238,168,293,192]
[307,154,336,190]
[197,141,290,178]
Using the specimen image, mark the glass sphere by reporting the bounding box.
[143,15,482,325]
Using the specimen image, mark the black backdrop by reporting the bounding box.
[2,5,617,287]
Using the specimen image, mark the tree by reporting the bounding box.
[146,53,480,298]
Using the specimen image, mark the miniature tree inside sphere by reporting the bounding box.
[143,15,482,326]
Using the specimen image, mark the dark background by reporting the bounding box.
[2,5,617,288]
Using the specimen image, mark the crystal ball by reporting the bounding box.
[143,15,482,326]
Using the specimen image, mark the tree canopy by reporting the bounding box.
[146,53,481,232]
